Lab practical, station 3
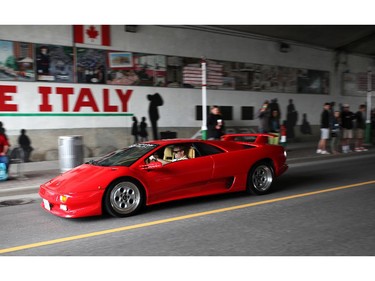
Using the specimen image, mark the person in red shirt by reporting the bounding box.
[0,127,10,172]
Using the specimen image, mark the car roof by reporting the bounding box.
[142,138,254,151]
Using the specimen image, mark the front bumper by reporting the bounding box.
[39,185,105,218]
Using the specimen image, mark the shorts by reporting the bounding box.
[320,128,329,140]
[356,128,364,139]
[342,129,353,139]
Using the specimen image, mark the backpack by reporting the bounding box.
[0,162,8,181]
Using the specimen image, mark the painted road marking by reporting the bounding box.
[1,180,375,254]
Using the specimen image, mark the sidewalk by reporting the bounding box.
[0,160,60,198]
[0,141,373,198]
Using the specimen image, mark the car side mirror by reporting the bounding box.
[140,161,163,170]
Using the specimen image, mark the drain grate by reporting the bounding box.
[0,199,34,207]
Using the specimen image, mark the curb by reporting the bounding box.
[0,185,40,197]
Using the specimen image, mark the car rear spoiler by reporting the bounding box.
[221,133,278,144]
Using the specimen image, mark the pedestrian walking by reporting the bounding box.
[131,116,139,143]
[207,105,225,140]
[139,116,149,142]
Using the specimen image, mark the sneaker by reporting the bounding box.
[361,147,368,151]
[355,148,362,152]
[316,149,322,154]
[321,150,330,155]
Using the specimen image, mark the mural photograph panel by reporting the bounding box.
[0,40,35,81]
[36,44,74,82]
[133,53,167,87]
[256,65,279,92]
[181,58,224,89]
[106,51,139,85]
[277,67,297,93]
[223,62,259,91]
[297,69,329,95]
[166,56,183,88]
[182,57,201,88]
[76,48,106,84]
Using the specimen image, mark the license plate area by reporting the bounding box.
[43,199,51,211]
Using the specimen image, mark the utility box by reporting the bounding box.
[160,131,177,139]
[58,135,84,173]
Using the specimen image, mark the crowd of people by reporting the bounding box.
[316,102,374,155]
[253,98,374,154]
[131,116,149,143]
[0,122,33,180]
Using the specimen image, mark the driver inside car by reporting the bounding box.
[149,145,188,165]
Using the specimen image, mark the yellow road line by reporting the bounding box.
[1,180,375,254]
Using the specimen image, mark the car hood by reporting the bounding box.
[42,164,128,194]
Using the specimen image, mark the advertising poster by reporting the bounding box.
[36,44,74,82]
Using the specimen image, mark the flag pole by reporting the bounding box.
[201,57,207,140]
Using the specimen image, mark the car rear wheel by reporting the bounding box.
[104,180,145,217]
[247,162,274,195]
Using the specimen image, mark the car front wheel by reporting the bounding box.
[104,180,145,217]
[247,162,274,195]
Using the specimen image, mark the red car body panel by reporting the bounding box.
[39,134,288,218]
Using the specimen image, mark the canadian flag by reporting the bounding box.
[74,25,111,46]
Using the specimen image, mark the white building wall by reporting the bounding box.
[0,25,374,159]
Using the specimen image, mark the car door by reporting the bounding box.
[208,147,257,193]
[140,143,214,205]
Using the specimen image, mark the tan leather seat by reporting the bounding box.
[188,147,195,159]
[163,147,173,160]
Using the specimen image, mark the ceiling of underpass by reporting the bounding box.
[187,25,375,57]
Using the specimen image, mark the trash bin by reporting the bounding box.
[58,135,84,173]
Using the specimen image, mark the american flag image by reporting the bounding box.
[183,60,223,87]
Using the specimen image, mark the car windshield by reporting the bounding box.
[89,143,158,167]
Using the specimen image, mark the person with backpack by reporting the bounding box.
[0,127,10,180]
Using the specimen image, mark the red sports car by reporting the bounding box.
[39,134,288,218]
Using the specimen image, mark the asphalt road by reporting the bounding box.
[1,153,375,257]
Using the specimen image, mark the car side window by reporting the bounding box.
[194,143,224,156]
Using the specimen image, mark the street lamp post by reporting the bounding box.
[365,69,372,144]
[201,58,207,140]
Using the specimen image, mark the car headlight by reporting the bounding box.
[60,195,68,203]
